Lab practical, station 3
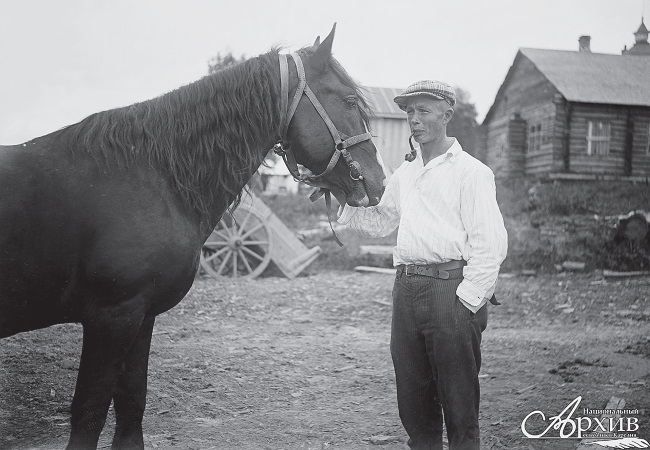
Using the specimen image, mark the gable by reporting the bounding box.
[483,52,558,124]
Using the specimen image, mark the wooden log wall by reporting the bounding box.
[482,54,560,179]
[483,52,650,179]
[506,115,526,177]
[568,104,632,175]
[630,108,650,177]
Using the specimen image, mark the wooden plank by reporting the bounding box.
[548,173,650,182]
[359,245,394,256]
[562,261,586,271]
[603,270,650,278]
[241,194,322,279]
[354,266,396,275]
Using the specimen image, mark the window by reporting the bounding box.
[528,123,542,153]
[586,121,610,156]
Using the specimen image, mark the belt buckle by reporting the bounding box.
[405,265,417,276]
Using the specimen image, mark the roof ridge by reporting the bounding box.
[519,47,617,56]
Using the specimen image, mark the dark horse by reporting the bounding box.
[0,26,384,449]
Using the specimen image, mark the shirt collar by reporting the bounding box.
[420,138,462,167]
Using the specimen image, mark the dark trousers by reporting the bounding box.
[391,267,488,450]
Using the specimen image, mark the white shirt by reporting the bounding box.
[338,139,508,312]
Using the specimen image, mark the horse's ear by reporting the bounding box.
[311,23,336,73]
[313,36,321,47]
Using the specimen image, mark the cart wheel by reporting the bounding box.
[200,207,272,279]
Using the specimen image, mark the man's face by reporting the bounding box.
[405,96,451,145]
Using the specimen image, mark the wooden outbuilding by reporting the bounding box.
[365,86,411,174]
[479,21,650,181]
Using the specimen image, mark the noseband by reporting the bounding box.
[273,53,372,185]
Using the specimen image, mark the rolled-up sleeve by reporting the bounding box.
[337,172,401,238]
[456,169,508,310]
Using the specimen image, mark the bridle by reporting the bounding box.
[271,52,374,246]
[272,52,372,186]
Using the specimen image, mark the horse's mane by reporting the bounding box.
[57,50,281,221]
[56,46,372,224]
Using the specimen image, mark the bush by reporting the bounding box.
[526,180,650,217]
[498,179,650,272]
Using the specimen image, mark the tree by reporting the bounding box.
[207,52,247,74]
[447,87,479,156]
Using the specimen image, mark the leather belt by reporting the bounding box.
[398,260,501,305]
[401,260,467,280]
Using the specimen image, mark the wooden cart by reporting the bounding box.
[200,193,321,279]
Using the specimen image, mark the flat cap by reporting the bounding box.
[394,80,456,110]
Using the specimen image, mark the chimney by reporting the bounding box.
[579,35,591,52]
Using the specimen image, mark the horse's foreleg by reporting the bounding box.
[66,304,146,450]
[111,316,155,450]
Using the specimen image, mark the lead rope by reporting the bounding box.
[308,187,344,247]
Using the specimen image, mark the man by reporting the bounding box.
[337,80,507,449]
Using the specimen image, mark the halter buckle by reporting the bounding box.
[349,161,363,181]
[273,141,286,156]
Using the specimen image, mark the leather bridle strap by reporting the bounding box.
[278,55,289,137]
[282,54,307,140]
[275,52,372,183]
[274,52,374,247]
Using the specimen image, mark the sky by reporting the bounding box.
[1,0,648,144]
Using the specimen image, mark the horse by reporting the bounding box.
[0,25,385,449]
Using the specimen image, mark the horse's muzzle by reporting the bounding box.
[347,194,370,207]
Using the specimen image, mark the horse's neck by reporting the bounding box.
[54,53,282,235]
[181,56,281,230]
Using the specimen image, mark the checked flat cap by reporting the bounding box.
[394,80,456,110]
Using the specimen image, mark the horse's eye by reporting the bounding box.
[344,97,357,108]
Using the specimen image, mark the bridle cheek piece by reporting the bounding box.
[273,52,371,185]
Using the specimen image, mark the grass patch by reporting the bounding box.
[498,179,650,271]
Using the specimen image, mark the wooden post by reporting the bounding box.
[563,102,573,173]
[507,113,527,178]
[624,108,634,176]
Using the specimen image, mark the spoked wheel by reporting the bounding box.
[200,207,272,279]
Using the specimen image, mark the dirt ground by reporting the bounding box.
[1,270,648,450]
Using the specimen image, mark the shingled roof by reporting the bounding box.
[364,86,405,119]
[519,48,650,108]
[483,48,650,123]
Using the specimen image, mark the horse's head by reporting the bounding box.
[282,25,385,207]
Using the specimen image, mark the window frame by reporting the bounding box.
[586,120,611,156]
[527,122,543,153]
